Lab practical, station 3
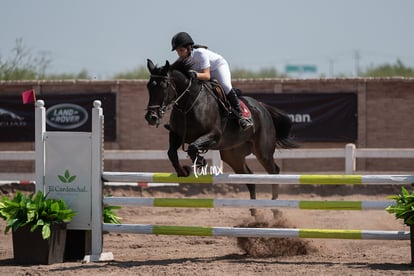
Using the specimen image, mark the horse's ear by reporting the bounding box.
[147,59,155,73]
[160,60,170,75]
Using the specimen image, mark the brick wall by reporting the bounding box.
[1,78,414,173]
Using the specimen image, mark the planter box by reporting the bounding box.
[12,223,67,265]
[411,225,414,266]
[64,230,91,261]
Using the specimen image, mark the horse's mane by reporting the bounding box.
[170,58,193,76]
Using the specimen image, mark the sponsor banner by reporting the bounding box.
[0,93,116,141]
[244,93,357,142]
[0,99,34,141]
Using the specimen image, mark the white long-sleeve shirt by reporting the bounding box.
[188,48,233,94]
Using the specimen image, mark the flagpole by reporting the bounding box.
[33,88,37,107]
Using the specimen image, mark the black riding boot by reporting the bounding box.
[227,89,253,130]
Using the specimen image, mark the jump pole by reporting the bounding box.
[103,224,410,240]
[104,197,394,211]
[102,172,414,185]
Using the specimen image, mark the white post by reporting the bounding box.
[34,100,45,193]
[345,143,356,174]
[84,100,113,262]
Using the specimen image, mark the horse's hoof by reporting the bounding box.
[272,209,282,218]
[183,165,192,175]
[249,208,257,216]
[177,166,190,177]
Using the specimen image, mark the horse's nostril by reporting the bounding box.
[145,112,159,125]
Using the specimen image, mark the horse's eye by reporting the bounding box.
[151,81,157,87]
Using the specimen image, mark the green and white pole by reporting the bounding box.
[104,197,394,211]
[102,172,414,185]
[103,224,410,240]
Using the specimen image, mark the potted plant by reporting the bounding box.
[103,200,122,225]
[386,186,414,265]
[0,191,76,265]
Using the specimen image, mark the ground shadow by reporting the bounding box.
[22,254,410,273]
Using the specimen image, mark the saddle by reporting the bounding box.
[205,81,252,120]
[206,80,227,103]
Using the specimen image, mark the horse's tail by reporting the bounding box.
[263,103,299,149]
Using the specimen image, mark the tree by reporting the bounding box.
[112,66,149,79]
[0,38,51,80]
[111,65,285,80]
[46,69,91,80]
[231,67,286,79]
[362,59,414,77]
[0,39,91,80]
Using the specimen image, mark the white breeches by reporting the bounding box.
[210,61,232,94]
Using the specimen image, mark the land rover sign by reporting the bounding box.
[0,93,116,141]
[46,103,88,129]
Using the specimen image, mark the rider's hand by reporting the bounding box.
[188,70,198,79]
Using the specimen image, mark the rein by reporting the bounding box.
[173,77,193,107]
[173,78,204,115]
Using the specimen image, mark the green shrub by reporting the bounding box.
[386,187,414,226]
[0,191,76,239]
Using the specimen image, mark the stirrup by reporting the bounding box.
[239,118,253,130]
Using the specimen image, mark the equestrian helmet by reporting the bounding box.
[171,32,194,51]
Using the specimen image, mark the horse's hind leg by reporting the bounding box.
[253,147,281,218]
[220,147,257,216]
[260,160,282,218]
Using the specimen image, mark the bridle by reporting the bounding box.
[146,74,173,119]
[146,73,194,119]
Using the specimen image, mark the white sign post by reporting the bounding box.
[44,132,92,229]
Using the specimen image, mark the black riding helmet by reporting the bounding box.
[171,32,194,51]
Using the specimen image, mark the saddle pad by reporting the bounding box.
[239,100,252,119]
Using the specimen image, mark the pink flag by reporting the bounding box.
[22,89,35,104]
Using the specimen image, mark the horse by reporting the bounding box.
[145,58,297,215]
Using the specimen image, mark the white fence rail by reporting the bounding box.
[1,143,414,174]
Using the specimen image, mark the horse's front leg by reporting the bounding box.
[168,130,191,177]
[187,133,219,166]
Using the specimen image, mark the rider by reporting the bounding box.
[171,31,253,130]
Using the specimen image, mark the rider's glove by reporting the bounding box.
[188,70,198,79]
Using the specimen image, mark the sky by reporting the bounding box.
[1,0,413,79]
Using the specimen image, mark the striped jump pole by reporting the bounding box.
[105,182,179,188]
[0,180,35,186]
[102,172,414,185]
[104,197,394,211]
[0,179,179,188]
[103,224,410,240]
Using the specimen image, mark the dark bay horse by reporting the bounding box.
[145,58,297,215]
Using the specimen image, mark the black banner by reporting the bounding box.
[244,92,358,142]
[0,93,116,142]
